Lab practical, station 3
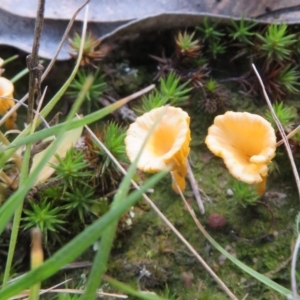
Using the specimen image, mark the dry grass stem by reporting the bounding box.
[187,159,205,214]
[276,124,300,147]
[10,278,73,299]
[11,276,128,299]
[41,0,90,82]
[26,0,45,124]
[0,96,49,128]
[252,63,300,299]
[252,64,300,201]
[31,87,47,133]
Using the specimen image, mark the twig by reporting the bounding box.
[27,178,62,200]
[187,160,205,214]
[27,0,45,124]
[28,87,48,172]
[40,0,90,81]
[108,85,155,104]
[32,87,47,131]
[276,124,300,147]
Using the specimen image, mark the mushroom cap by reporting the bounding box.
[125,106,191,193]
[0,77,16,129]
[125,106,191,172]
[0,77,14,99]
[205,111,276,184]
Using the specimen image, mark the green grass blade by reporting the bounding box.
[0,170,167,299]
[80,225,116,300]
[199,223,294,298]
[81,107,168,299]
[0,98,129,167]
[10,68,30,84]
[0,77,92,238]
[0,4,88,169]
[37,4,88,120]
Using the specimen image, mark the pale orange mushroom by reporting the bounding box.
[125,106,191,193]
[205,111,276,194]
[0,77,17,129]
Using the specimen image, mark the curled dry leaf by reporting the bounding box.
[30,126,83,186]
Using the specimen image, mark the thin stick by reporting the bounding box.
[42,289,128,298]
[0,96,49,128]
[113,85,155,103]
[32,87,47,132]
[10,278,73,299]
[27,0,45,124]
[276,124,300,147]
[82,121,239,300]
[40,0,90,82]
[187,160,205,214]
[291,234,300,298]
[252,64,300,201]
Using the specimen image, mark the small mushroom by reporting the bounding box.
[205,111,276,194]
[0,77,17,129]
[125,106,191,193]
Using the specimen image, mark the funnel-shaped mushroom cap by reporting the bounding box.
[205,111,276,184]
[125,106,191,192]
[0,77,16,129]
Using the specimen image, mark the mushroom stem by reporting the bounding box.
[256,175,267,195]
[171,170,186,194]
[0,77,17,129]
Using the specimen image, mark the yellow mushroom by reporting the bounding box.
[0,77,17,129]
[125,106,191,193]
[205,111,276,194]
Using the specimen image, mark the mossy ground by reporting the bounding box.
[102,92,299,299]
[2,24,300,300]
